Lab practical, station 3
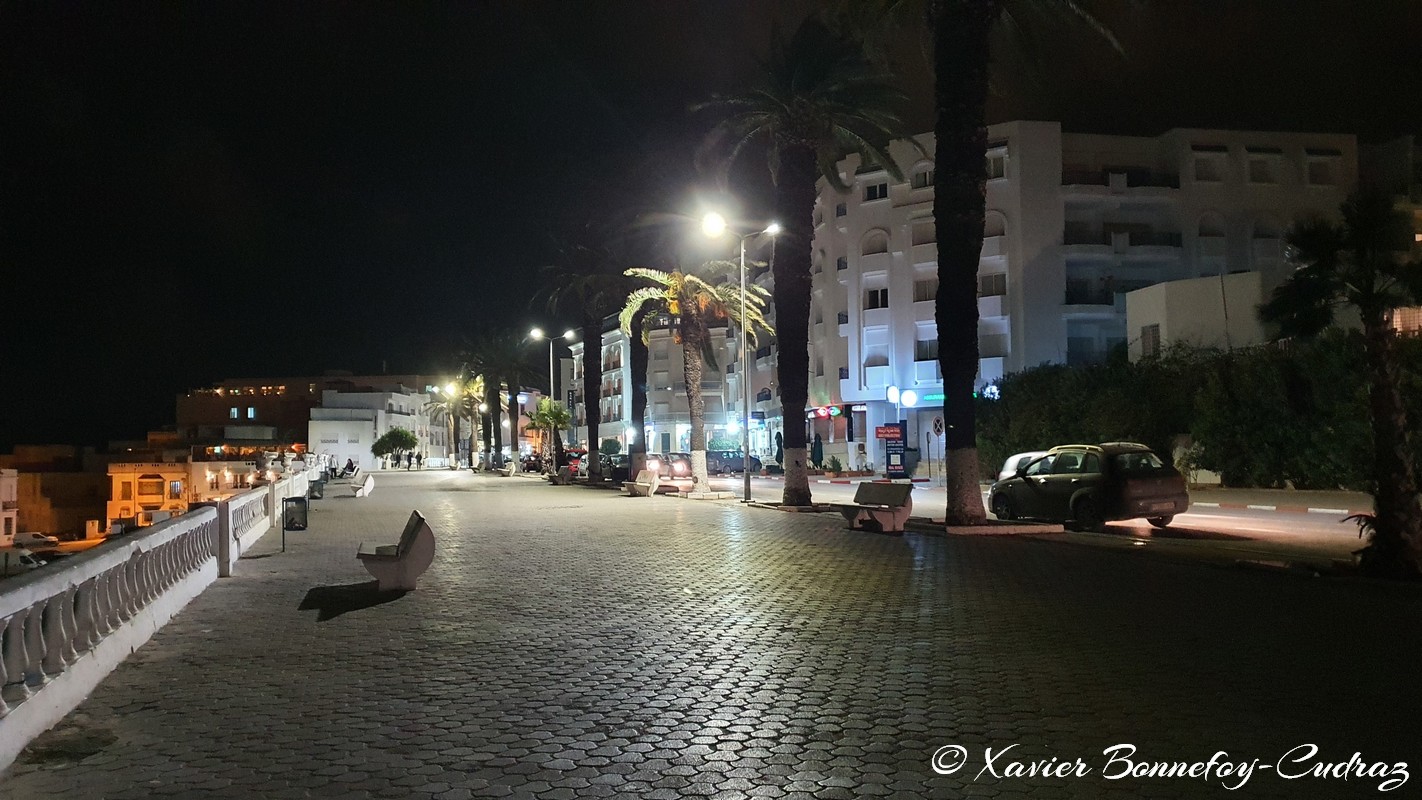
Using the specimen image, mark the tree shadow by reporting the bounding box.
[298,580,408,622]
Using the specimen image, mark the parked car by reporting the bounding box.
[997,451,1049,482]
[706,450,763,474]
[12,531,60,550]
[988,442,1189,531]
[578,453,630,481]
[1,549,45,577]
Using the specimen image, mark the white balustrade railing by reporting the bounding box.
[0,508,217,721]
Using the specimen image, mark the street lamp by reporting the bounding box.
[703,212,781,503]
[528,327,577,408]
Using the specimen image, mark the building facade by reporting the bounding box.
[308,387,444,471]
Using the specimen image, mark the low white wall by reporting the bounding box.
[0,508,219,771]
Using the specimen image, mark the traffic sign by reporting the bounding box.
[932,416,944,436]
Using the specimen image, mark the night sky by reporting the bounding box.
[3,0,1420,450]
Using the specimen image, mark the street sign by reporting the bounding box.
[875,425,903,440]
[932,416,944,436]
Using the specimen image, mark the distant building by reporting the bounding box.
[1,469,17,543]
[105,458,259,528]
[308,387,445,471]
[17,473,106,539]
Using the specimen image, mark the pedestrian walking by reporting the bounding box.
[415,452,423,470]
[406,452,414,470]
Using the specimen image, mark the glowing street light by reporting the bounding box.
[703,211,780,503]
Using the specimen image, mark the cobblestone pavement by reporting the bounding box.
[3,471,1419,800]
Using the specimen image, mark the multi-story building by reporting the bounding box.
[0,469,17,544]
[816,121,1356,468]
[105,458,260,528]
[17,473,107,538]
[307,387,444,471]
[177,373,450,445]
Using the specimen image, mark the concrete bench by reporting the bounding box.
[623,469,660,497]
[352,473,374,498]
[356,510,435,591]
[548,466,572,485]
[832,482,914,534]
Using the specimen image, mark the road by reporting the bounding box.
[697,475,1364,566]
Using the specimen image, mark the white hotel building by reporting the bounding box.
[575,121,1371,472]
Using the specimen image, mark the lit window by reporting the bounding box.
[911,169,935,189]
[169,481,183,499]
[865,287,889,310]
[986,155,1006,179]
[864,183,888,201]
[246,407,256,419]
[229,407,239,419]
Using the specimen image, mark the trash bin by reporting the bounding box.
[309,478,326,499]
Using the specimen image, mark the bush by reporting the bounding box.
[599,438,622,456]
[827,455,843,472]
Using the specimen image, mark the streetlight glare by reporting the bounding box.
[478,403,488,412]
[765,222,782,236]
[444,383,456,395]
[529,327,545,340]
[702,212,727,238]
[562,329,577,340]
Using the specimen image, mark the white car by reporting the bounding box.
[1,549,46,577]
[997,451,1049,482]
[13,531,60,549]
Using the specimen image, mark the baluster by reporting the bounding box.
[73,580,97,651]
[157,542,171,590]
[2,612,31,706]
[0,622,10,718]
[139,549,156,605]
[23,603,49,685]
[41,595,71,674]
[101,569,121,631]
[120,558,139,619]
[58,586,80,664]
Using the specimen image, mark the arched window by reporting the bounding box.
[984,211,1006,238]
[861,229,889,256]
[1198,212,1226,237]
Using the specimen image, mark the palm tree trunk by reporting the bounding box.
[1361,318,1422,576]
[480,411,490,469]
[773,143,818,506]
[682,319,710,491]
[451,413,461,468]
[582,317,603,480]
[629,315,650,475]
[932,0,997,526]
[488,373,503,468]
[507,385,521,472]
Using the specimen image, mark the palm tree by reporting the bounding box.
[537,225,638,481]
[424,366,481,468]
[620,262,773,491]
[530,397,572,473]
[696,15,914,506]
[1260,191,1422,578]
[466,330,538,469]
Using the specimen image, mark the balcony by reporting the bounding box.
[980,235,1004,259]
[911,242,936,266]
[863,307,890,328]
[912,360,941,384]
[861,252,891,273]
[978,294,1005,318]
[864,364,891,388]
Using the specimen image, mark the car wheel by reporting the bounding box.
[1072,497,1105,533]
[991,494,1014,521]
[1148,515,1174,529]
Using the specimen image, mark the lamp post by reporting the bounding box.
[703,212,781,503]
[529,327,576,469]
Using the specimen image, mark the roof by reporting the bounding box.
[1048,442,1154,455]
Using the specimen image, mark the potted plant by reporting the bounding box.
[826,455,844,478]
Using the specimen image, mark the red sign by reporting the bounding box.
[875,425,902,440]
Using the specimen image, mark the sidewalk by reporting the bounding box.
[3,471,1420,800]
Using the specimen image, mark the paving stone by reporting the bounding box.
[0,471,1417,800]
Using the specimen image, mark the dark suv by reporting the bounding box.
[987,442,1189,531]
[706,450,762,474]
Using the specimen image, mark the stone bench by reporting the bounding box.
[356,510,435,591]
[831,482,913,534]
[548,466,573,485]
[623,469,660,497]
[352,473,374,498]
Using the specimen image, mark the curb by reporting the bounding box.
[1190,502,1369,517]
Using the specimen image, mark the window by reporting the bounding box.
[911,168,935,189]
[839,367,850,380]
[1141,324,1161,358]
[1024,456,1055,476]
[209,474,220,490]
[1051,451,1085,474]
[229,407,239,419]
[914,338,938,361]
[1194,158,1224,182]
[865,287,889,310]
[246,407,256,419]
[978,273,1007,297]
[864,182,888,201]
[121,481,133,501]
[348,435,359,443]
[986,154,1006,179]
[913,276,938,302]
[815,359,824,377]
[835,202,847,217]
[1307,160,1335,186]
[1248,157,1276,184]
[137,479,164,496]
[169,480,183,499]
[836,256,848,271]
